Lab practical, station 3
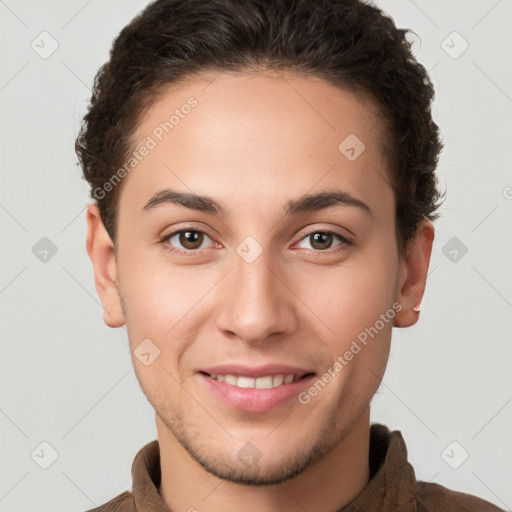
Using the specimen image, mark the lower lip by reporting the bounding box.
[198,373,315,413]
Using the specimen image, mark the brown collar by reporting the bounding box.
[128,423,418,512]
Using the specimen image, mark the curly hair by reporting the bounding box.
[75,0,444,257]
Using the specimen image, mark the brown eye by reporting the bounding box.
[163,229,215,254]
[295,230,352,253]
[309,232,333,250]
[179,230,204,250]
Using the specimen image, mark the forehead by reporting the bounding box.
[123,69,393,219]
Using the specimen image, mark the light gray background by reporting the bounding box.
[1,0,511,510]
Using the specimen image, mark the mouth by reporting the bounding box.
[199,371,315,389]
[197,366,317,413]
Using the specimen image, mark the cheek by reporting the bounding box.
[296,258,397,334]
[122,272,175,334]
[118,256,217,358]
[120,264,200,396]
[294,251,397,386]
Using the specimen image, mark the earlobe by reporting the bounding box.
[393,218,435,328]
[86,204,126,328]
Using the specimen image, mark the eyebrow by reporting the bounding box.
[142,188,372,217]
[143,189,228,216]
[284,189,372,217]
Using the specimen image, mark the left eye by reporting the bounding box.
[296,231,350,251]
[165,230,215,251]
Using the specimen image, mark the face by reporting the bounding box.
[87,69,433,485]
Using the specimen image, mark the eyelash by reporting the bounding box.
[158,228,354,257]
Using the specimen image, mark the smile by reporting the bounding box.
[206,373,306,389]
[198,371,316,413]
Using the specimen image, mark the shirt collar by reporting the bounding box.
[130,423,418,512]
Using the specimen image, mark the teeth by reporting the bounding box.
[272,375,284,387]
[224,375,238,386]
[237,376,255,388]
[255,376,273,389]
[209,373,297,388]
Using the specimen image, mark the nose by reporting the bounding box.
[214,248,298,345]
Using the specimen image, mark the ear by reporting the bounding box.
[86,203,125,328]
[393,218,435,328]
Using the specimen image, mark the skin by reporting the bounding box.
[86,69,434,512]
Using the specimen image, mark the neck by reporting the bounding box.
[157,408,371,512]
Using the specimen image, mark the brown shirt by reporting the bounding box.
[86,423,504,511]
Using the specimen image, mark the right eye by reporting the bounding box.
[160,229,217,256]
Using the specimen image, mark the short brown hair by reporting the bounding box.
[75,0,444,256]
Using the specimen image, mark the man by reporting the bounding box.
[76,0,504,510]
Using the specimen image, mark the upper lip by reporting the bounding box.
[199,364,315,379]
